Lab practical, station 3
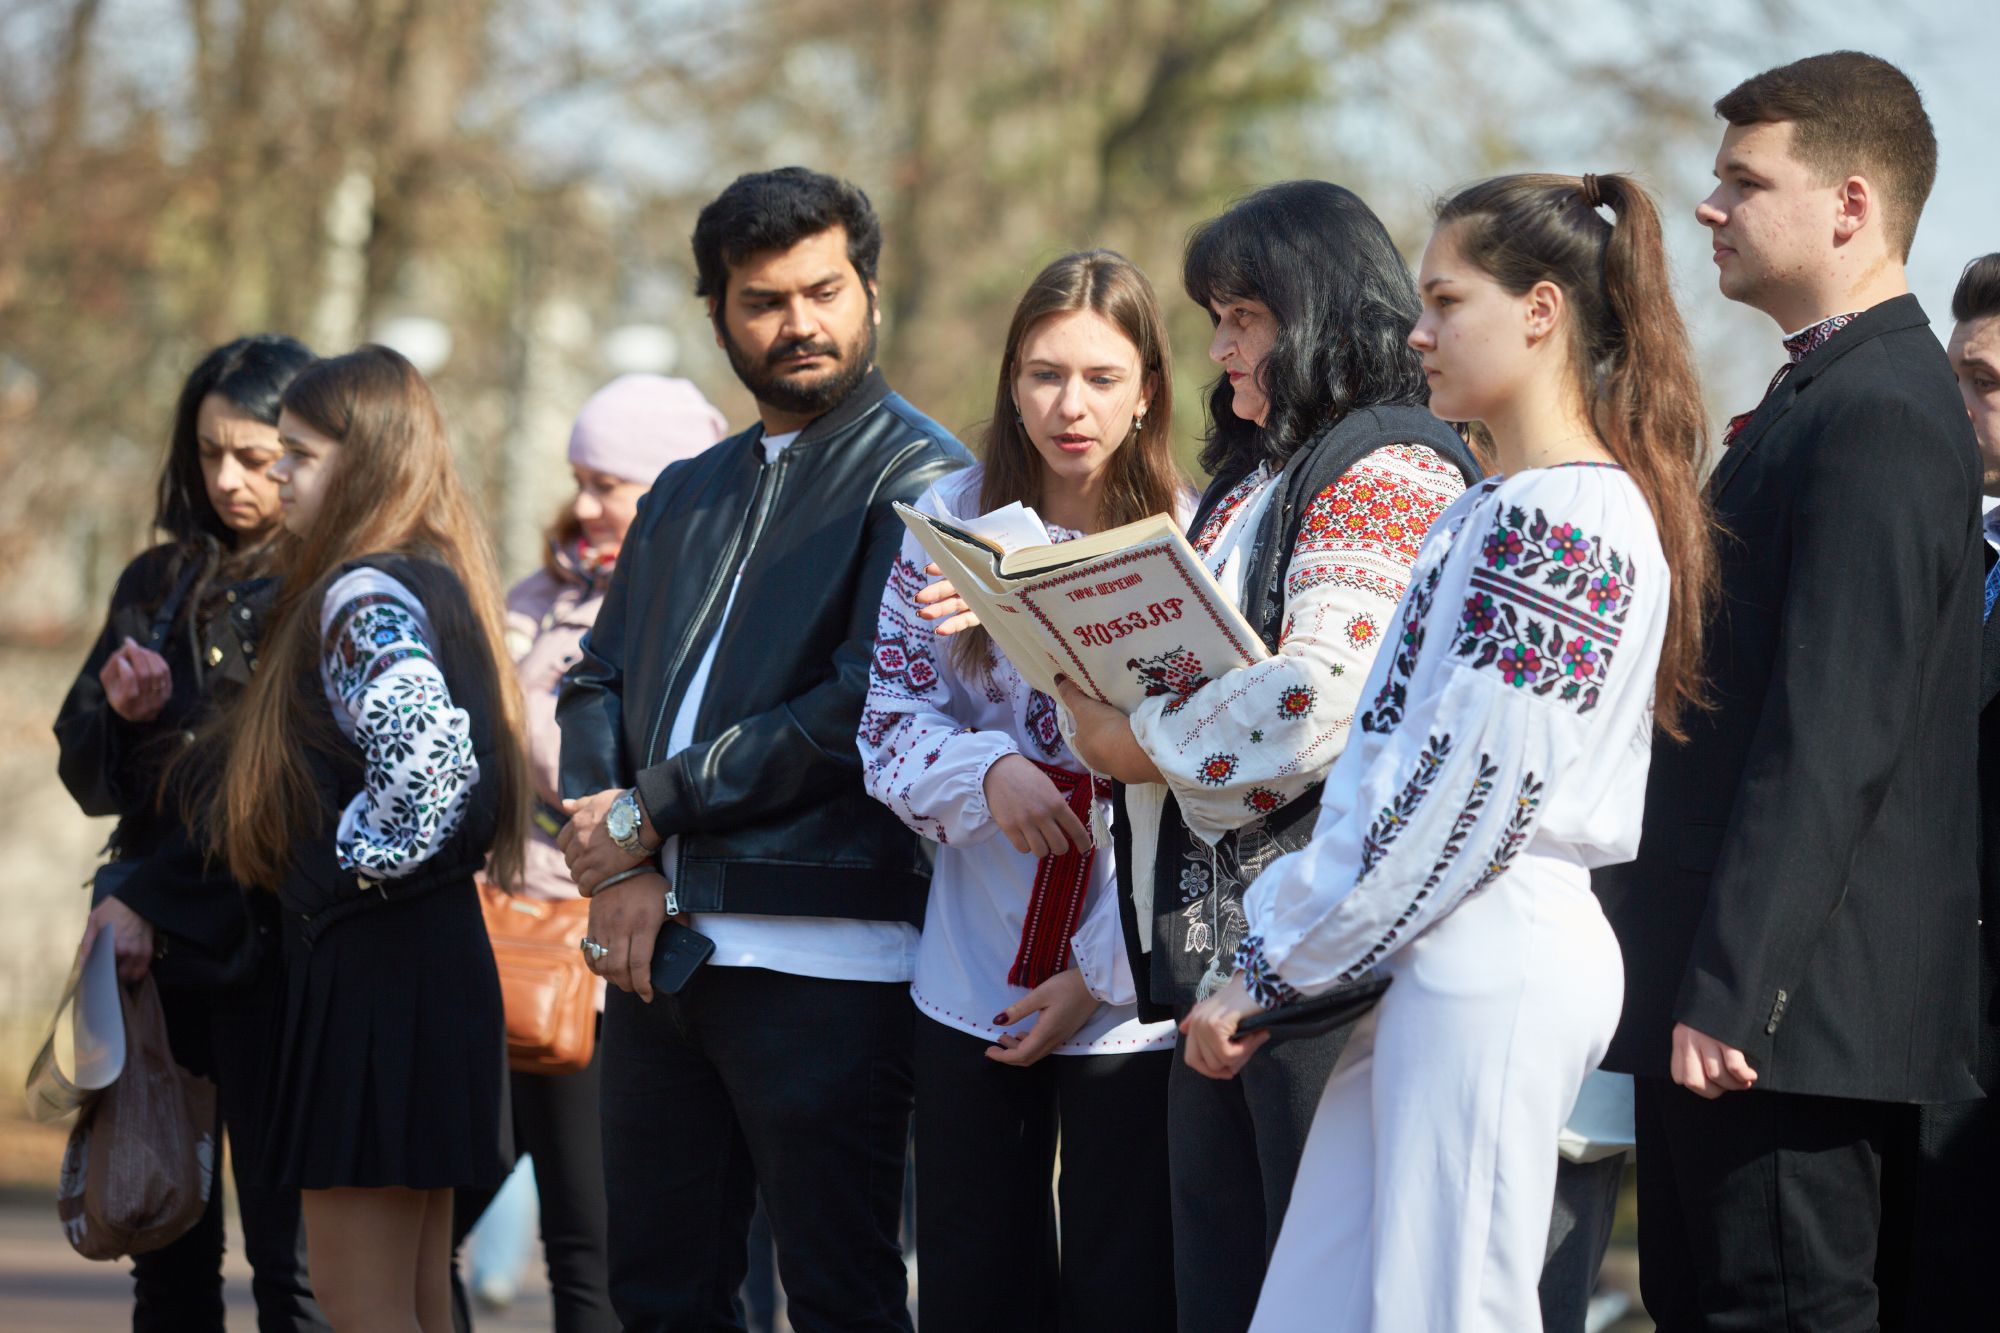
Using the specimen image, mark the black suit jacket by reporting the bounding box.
[1596,294,1984,1102]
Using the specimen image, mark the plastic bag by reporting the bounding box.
[54,975,217,1259]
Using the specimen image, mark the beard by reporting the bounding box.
[721,302,878,418]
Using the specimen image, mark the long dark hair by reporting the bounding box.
[214,346,527,890]
[155,334,315,608]
[954,249,1186,679]
[1435,173,1715,740]
[1183,181,1429,481]
[158,335,316,546]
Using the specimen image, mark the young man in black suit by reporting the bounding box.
[1907,253,2000,1325]
[1594,53,1985,1329]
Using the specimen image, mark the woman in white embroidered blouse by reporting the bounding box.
[860,251,1185,1331]
[212,346,529,1332]
[1182,174,1717,1332]
[1053,180,1477,1331]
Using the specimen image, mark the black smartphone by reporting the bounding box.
[649,921,716,996]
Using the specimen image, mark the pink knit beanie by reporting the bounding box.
[567,375,730,483]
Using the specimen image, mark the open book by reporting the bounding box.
[894,501,1269,713]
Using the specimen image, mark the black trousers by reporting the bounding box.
[911,1013,1174,1332]
[132,966,326,1332]
[1164,1022,1347,1333]
[1906,1091,2000,1326]
[452,1023,618,1332]
[1633,1076,1916,1332]
[600,965,915,1333]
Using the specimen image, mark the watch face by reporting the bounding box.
[607,800,637,841]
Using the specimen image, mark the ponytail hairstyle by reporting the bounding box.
[1435,173,1715,740]
[212,346,528,889]
[953,249,1185,681]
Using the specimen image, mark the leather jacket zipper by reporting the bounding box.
[643,448,793,764]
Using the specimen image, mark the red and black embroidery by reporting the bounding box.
[1276,685,1317,720]
[1197,753,1240,787]
[1128,645,1211,700]
[1455,505,1635,714]
[1242,786,1283,815]
[1192,470,1267,556]
[1343,613,1380,650]
[1025,688,1062,758]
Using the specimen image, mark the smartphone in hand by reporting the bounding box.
[649,921,716,996]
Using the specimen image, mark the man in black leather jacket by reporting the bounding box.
[557,167,966,1331]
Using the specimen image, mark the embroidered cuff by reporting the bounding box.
[1233,932,1302,1010]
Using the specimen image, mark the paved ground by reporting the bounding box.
[0,1187,1650,1331]
[0,1193,559,1332]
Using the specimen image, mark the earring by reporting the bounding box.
[1134,411,1147,429]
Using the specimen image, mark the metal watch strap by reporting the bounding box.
[608,788,649,857]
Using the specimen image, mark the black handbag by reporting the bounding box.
[1235,976,1392,1046]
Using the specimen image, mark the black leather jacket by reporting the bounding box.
[558,369,968,925]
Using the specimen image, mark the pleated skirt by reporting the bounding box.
[260,878,512,1192]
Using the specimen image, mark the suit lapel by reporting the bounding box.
[1708,385,1797,501]
[1707,295,1935,505]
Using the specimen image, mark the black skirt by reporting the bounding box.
[260,878,512,1191]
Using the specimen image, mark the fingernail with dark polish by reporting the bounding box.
[993,1012,1011,1025]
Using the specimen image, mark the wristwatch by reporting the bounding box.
[605,789,650,857]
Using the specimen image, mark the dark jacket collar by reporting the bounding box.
[743,366,894,455]
[1785,292,1930,391]
[1711,293,1931,500]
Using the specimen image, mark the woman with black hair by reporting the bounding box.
[1057,181,1480,1331]
[55,334,327,1330]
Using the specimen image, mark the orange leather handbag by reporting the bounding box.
[477,881,597,1075]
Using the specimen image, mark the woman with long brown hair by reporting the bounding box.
[858,250,1184,1329]
[215,344,526,1330]
[1181,171,1714,1330]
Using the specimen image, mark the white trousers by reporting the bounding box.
[1248,860,1624,1333]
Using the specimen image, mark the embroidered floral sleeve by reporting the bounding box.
[857,526,1020,847]
[1234,469,1666,1003]
[319,569,480,879]
[1131,444,1466,844]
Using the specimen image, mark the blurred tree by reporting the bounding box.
[0,0,1785,636]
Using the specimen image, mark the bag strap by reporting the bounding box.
[145,556,205,653]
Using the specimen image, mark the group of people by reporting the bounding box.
[55,46,2000,1333]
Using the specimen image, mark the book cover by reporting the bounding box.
[894,503,1268,714]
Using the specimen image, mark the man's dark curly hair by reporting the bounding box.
[692,167,882,317]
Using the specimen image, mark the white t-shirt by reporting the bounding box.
[656,428,920,983]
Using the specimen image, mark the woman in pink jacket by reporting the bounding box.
[455,374,727,1331]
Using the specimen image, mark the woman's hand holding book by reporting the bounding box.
[913,563,980,635]
[1054,678,1163,785]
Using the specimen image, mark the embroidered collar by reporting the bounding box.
[1781,311,1862,365]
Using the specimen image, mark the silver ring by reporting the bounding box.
[580,938,609,962]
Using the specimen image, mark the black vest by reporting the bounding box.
[278,553,502,942]
[1115,407,1482,1019]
